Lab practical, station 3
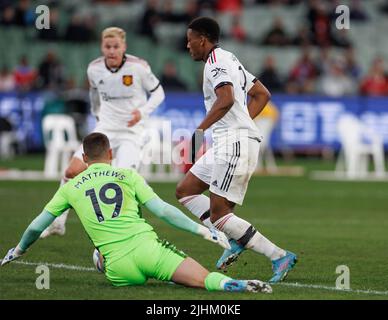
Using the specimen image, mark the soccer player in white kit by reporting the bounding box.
[175,17,297,283]
[41,27,165,238]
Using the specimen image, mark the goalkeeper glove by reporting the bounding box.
[1,245,25,266]
[198,225,231,250]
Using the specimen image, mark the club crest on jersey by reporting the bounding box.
[122,75,133,86]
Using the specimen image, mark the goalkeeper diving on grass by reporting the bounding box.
[1,132,272,293]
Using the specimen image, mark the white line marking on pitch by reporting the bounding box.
[1,259,95,272]
[2,259,388,296]
[275,282,388,296]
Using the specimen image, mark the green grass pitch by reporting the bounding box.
[0,161,388,299]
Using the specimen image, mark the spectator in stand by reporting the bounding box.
[0,6,15,26]
[216,0,242,13]
[319,57,355,97]
[286,49,318,94]
[37,51,65,90]
[229,13,247,42]
[306,0,334,47]
[38,7,60,41]
[139,0,161,43]
[360,57,388,96]
[292,25,314,47]
[64,14,95,43]
[0,66,16,92]
[262,17,290,46]
[258,55,284,93]
[13,0,34,27]
[13,56,37,92]
[344,47,362,80]
[160,61,188,92]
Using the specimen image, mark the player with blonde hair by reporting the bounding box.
[41,27,165,238]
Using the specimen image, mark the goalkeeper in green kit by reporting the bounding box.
[1,133,272,293]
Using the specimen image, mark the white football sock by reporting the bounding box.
[213,213,286,261]
[178,195,213,228]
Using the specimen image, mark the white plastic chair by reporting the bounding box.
[0,131,17,159]
[42,114,80,178]
[336,113,385,178]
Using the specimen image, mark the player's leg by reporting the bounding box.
[210,139,296,282]
[104,251,147,287]
[137,235,271,293]
[40,147,87,238]
[175,149,213,227]
[171,257,271,293]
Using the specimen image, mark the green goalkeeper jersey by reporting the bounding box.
[44,163,158,262]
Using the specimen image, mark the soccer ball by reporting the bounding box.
[92,248,105,273]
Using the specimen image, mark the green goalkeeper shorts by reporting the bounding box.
[104,234,187,287]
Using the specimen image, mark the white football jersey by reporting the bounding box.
[87,54,160,133]
[203,46,262,145]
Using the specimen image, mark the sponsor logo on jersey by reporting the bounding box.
[122,75,133,86]
[211,67,227,79]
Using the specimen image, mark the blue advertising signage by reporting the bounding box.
[0,92,45,151]
[1,92,388,152]
[156,93,388,152]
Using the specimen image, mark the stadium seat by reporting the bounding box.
[336,113,385,178]
[0,117,17,159]
[42,114,80,178]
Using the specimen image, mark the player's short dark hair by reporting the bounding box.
[188,17,220,43]
[83,132,110,160]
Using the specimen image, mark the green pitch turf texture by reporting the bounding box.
[0,157,387,300]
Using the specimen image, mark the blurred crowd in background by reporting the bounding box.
[0,0,388,96]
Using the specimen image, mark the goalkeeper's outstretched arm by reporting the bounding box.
[1,210,56,266]
[144,197,230,250]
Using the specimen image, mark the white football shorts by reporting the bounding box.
[190,137,260,205]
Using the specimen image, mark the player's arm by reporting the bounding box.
[247,78,271,119]
[197,84,234,131]
[133,171,230,249]
[128,64,165,127]
[87,66,101,120]
[1,187,71,266]
[89,87,101,121]
[144,197,230,249]
[190,84,234,162]
[1,210,57,266]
